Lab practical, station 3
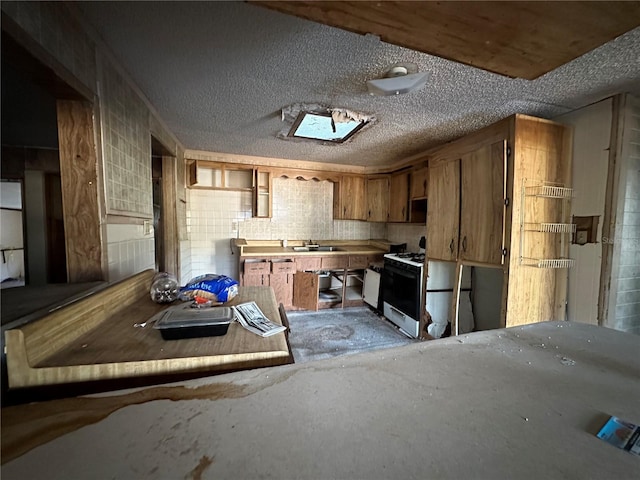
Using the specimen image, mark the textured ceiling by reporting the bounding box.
[76,1,640,168]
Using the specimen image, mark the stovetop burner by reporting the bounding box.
[397,252,425,261]
[384,252,425,267]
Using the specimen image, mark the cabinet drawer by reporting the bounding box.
[296,257,322,271]
[348,255,369,269]
[244,259,270,274]
[321,256,347,269]
[271,259,296,274]
[242,274,269,286]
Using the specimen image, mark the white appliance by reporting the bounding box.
[363,268,381,309]
[381,252,425,338]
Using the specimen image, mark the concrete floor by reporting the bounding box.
[287,306,417,363]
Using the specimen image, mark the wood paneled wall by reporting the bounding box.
[56,100,104,282]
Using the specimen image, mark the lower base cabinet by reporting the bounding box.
[292,269,365,311]
[269,273,294,308]
[240,254,383,311]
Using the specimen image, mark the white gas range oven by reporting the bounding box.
[381,252,425,338]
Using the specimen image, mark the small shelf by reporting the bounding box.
[524,223,576,233]
[521,258,576,269]
[520,179,574,269]
[254,169,272,218]
[525,184,573,199]
[344,285,364,301]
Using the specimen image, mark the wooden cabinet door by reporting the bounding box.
[367,177,389,222]
[427,159,460,261]
[293,271,319,311]
[389,172,409,222]
[460,141,506,264]
[270,273,294,308]
[411,166,429,199]
[334,175,366,220]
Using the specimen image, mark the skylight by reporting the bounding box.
[288,111,367,143]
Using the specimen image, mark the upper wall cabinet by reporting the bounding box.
[367,176,389,222]
[459,141,506,264]
[424,114,573,334]
[388,172,410,222]
[187,160,272,218]
[427,159,460,261]
[409,166,429,224]
[428,140,507,265]
[334,175,367,220]
[410,166,429,200]
[187,160,253,190]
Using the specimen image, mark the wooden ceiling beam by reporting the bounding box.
[251,1,640,79]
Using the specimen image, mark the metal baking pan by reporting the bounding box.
[153,305,234,340]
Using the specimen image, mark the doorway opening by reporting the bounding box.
[0,180,25,288]
[1,39,66,287]
[1,26,104,326]
[151,137,178,276]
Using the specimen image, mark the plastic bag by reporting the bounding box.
[179,274,239,303]
[150,272,179,304]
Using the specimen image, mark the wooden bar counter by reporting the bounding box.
[4,270,291,389]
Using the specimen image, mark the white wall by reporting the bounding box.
[555,99,612,324]
[607,95,640,334]
[387,223,426,253]
[106,224,155,282]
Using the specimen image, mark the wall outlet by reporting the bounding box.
[143,220,153,235]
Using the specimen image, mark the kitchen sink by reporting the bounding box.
[292,246,341,252]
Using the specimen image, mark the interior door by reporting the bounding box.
[427,159,460,261]
[292,271,319,311]
[459,141,506,264]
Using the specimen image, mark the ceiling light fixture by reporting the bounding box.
[366,62,428,96]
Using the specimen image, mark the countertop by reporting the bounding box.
[3,285,291,389]
[2,322,639,479]
[234,238,390,257]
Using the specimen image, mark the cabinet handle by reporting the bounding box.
[343,206,346,216]
[449,239,454,253]
[462,236,467,252]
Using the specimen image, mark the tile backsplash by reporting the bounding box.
[186,177,425,281]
